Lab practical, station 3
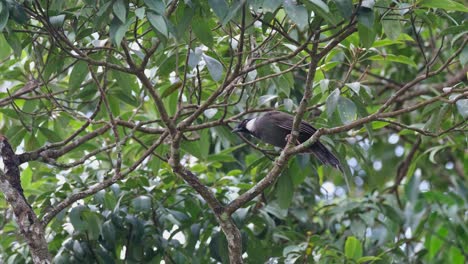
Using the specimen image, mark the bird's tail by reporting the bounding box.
[310,142,342,172]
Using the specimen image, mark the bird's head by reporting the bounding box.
[232,119,254,134]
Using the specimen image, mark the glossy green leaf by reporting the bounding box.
[203,54,223,81]
[209,0,229,21]
[132,196,152,212]
[69,61,88,92]
[276,174,294,209]
[263,0,283,12]
[192,17,214,48]
[382,12,402,40]
[144,0,166,14]
[368,54,417,67]
[345,236,363,260]
[326,88,340,118]
[69,205,88,232]
[333,0,352,19]
[284,0,309,31]
[147,11,168,37]
[113,0,127,23]
[0,2,10,31]
[420,0,468,12]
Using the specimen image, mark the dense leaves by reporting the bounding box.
[0,0,466,263]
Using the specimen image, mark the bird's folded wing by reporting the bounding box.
[271,115,318,135]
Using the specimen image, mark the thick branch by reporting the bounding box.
[0,136,51,263]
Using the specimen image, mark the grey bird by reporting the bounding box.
[232,111,342,171]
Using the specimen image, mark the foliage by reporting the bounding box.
[0,0,466,263]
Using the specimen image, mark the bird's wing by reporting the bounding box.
[270,113,318,135]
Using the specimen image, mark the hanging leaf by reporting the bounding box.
[147,11,168,37]
[345,236,363,260]
[208,0,229,21]
[333,0,352,19]
[263,0,283,12]
[192,17,214,48]
[337,96,357,124]
[419,0,468,12]
[276,174,294,209]
[382,12,402,40]
[113,0,127,23]
[284,0,309,31]
[0,2,9,31]
[49,14,66,28]
[203,54,223,81]
[69,61,88,93]
[326,88,340,118]
[144,0,166,14]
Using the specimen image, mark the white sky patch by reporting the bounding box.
[395,146,405,157]
[321,181,336,198]
[445,162,454,170]
[373,160,382,171]
[388,133,399,144]
[347,157,358,167]
[354,176,364,187]
[419,180,430,192]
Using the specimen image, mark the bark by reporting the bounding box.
[0,136,51,263]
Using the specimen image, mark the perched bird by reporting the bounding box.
[232,111,342,171]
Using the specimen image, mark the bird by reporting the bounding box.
[232,111,342,171]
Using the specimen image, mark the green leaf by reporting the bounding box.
[144,0,166,14]
[147,11,168,37]
[420,0,468,12]
[39,127,63,142]
[192,17,214,48]
[69,205,88,232]
[209,0,229,21]
[326,88,340,118]
[21,166,32,191]
[276,174,294,209]
[209,232,230,263]
[203,54,223,81]
[449,246,464,264]
[135,7,145,19]
[82,212,102,240]
[132,196,152,212]
[284,0,309,31]
[9,2,28,24]
[49,14,66,28]
[337,96,357,124]
[69,61,88,93]
[357,7,374,29]
[263,0,283,13]
[109,16,134,46]
[345,236,363,260]
[4,32,22,57]
[113,0,127,23]
[460,46,468,66]
[222,0,243,25]
[358,256,381,263]
[368,54,417,67]
[308,0,329,13]
[0,34,11,60]
[358,22,376,48]
[440,23,468,37]
[101,221,116,248]
[333,0,352,19]
[382,12,402,40]
[0,2,10,31]
[455,99,468,118]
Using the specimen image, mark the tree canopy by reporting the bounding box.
[0,0,466,263]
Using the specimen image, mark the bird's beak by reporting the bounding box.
[232,127,242,133]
